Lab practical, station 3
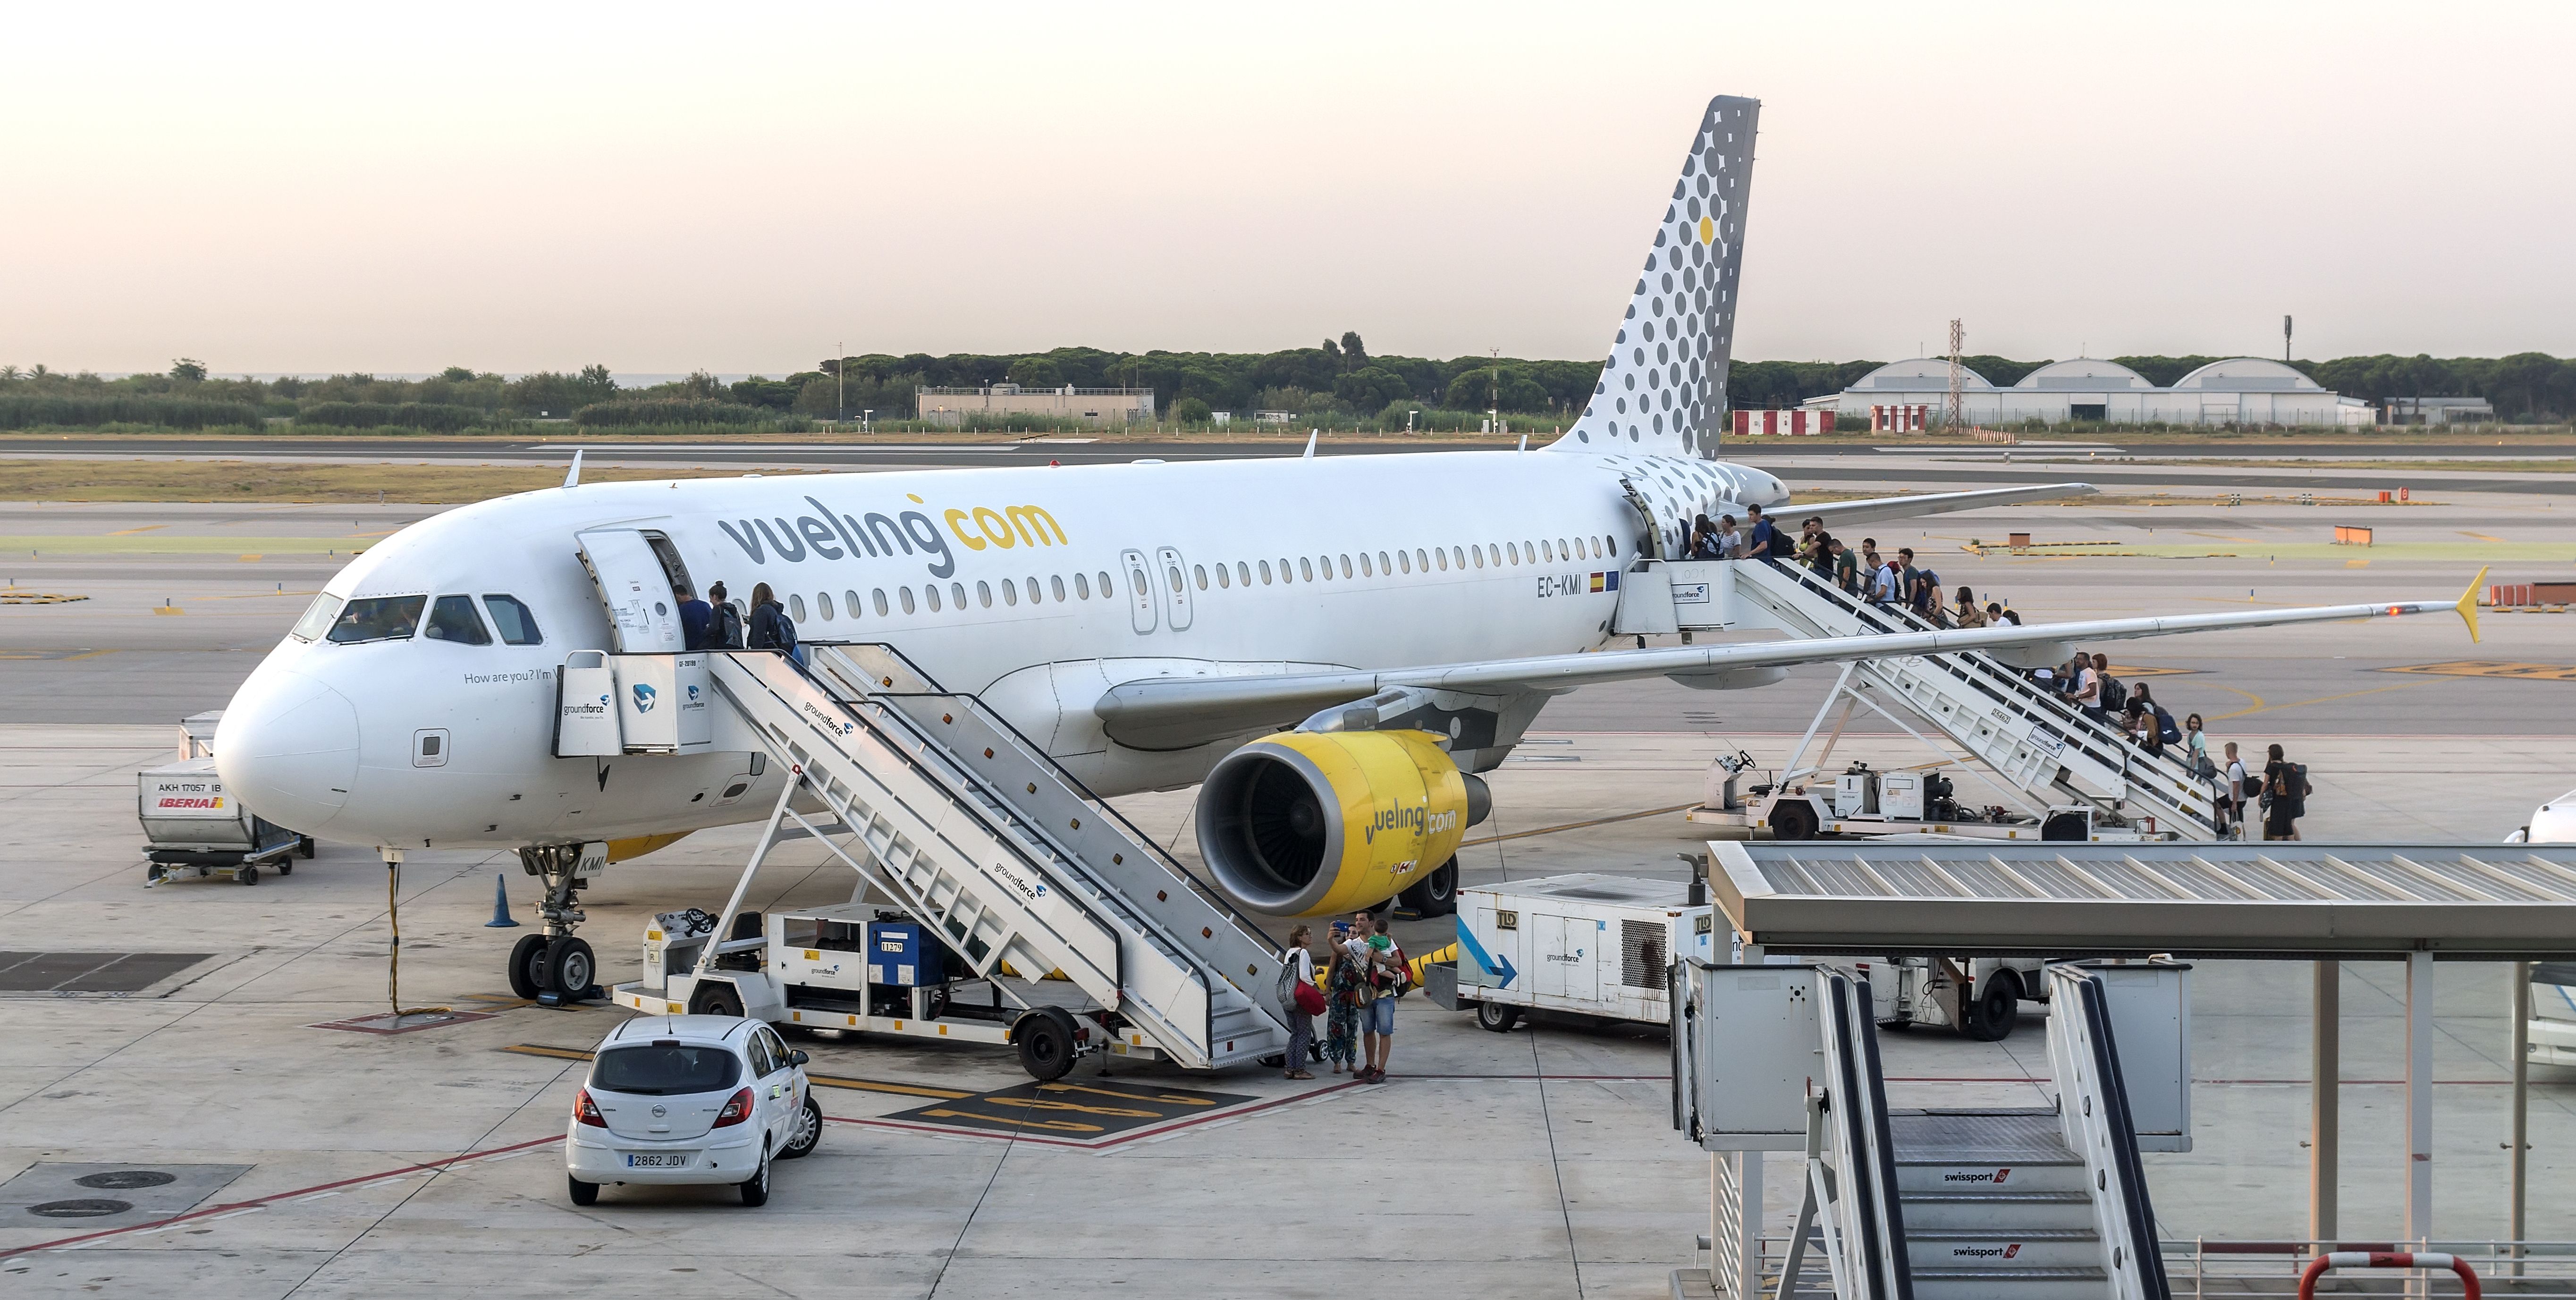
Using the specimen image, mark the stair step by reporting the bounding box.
[1906,1228,2102,1270]
[1893,1159,2087,1193]
[1909,1266,2110,1300]
[1900,1190,2097,1231]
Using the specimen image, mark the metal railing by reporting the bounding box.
[2161,1241,2576,1296]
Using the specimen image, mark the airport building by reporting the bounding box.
[1810,355,2377,427]
[916,383,1155,427]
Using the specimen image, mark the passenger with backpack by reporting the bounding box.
[1324,916,1368,1075]
[706,581,744,650]
[2222,742,2252,838]
[2262,743,2310,841]
[1275,926,1321,1080]
[2093,653,2128,717]
[747,582,796,654]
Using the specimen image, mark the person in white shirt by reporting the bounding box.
[1279,925,1317,1080]
[2222,742,2250,839]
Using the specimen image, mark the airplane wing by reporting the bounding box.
[1792,481,2097,528]
[1095,575,2482,751]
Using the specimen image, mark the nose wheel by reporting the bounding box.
[507,842,607,1002]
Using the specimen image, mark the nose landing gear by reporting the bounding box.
[505,842,608,1003]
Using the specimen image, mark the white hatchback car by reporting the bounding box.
[566,1014,822,1206]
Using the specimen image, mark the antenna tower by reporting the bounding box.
[1944,319,1966,430]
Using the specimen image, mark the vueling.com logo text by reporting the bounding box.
[1363,804,1458,845]
[717,492,1067,580]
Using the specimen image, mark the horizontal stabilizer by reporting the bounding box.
[1795,481,2095,528]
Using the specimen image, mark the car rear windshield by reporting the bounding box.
[325,595,426,644]
[591,1044,741,1096]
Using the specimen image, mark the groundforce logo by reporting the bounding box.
[1942,1167,2012,1185]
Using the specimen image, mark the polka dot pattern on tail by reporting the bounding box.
[1553,95,1758,462]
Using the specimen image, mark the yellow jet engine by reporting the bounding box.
[1195,730,1489,917]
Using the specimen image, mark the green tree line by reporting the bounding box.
[2,341,2571,433]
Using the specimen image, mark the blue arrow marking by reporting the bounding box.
[1455,916,1516,990]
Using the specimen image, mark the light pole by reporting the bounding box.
[861,409,873,436]
[835,340,845,425]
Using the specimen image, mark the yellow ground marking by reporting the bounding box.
[2346,558,2371,567]
[0,591,91,604]
[106,524,169,535]
[2208,678,2433,723]
[1460,802,1698,848]
[499,1044,593,1062]
[151,606,186,616]
[2459,531,2508,542]
[239,554,262,561]
[2379,660,2576,682]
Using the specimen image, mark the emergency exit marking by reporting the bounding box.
[879,1080,1258,1143]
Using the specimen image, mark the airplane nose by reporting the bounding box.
[215,666,360,832]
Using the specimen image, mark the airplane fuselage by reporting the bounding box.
[217,447,1787,851]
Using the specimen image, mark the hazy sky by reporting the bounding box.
[7,3,2569,374]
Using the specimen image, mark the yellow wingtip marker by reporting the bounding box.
[2456,565,2488,643]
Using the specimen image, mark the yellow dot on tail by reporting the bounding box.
[1698,216,1715,245]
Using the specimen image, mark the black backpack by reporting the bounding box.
[772,608,797,654]
[712,602,744,649]
[2099,675,2128,713]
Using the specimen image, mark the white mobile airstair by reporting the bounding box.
[697,643,1293,1073]
[1632,558,2221,838]
[1674,960,2186,1299]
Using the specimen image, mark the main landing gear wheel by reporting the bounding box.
[545,937,596,999]
[507,934,549,1000]
[779,1095,823,1160]
[1400,857,1460,917]
[1013,1006,1080,1082]
[1961,971,2021,1042]
[1475,1002,1521,1033]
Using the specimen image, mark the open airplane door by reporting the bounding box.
[575,527,690,653]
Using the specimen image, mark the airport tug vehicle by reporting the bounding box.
[1431,869,2052,1041]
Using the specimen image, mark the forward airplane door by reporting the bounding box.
[576,527,691,653]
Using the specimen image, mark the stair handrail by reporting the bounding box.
[1814,970,1914,1300]
[812,642,1286,957]
[2044,963,2174,1300]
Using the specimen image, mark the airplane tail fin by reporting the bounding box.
[1550,95,1758,460]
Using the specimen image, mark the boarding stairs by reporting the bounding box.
[705,644,1292,1071]
[1638,557,2221,838]
[1676,962,2178,1299]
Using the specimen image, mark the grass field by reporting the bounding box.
[0,459,829,503]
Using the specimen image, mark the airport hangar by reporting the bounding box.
[1810,355,2378,428]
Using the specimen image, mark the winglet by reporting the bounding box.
[1302,430,1318,459]
[2458,565,2488,643]
[562,449,584,489]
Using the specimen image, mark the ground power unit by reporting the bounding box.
[1430,874,1720,1033]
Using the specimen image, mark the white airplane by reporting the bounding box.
[216,95,2474,995]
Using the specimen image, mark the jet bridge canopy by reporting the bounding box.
[1707,840,2576,959]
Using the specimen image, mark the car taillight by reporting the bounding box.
[574,1089,606,1128]
[712,1087,755,1128]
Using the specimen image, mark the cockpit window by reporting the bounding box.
[482,595,543,645]
[288,594,345,643]
[325,595,426,644]
[423,595,492,645]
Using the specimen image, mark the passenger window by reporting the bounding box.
[1435,549,1447,572]
[1398,551,1411,574]
[817,592,835,621]
[1543,540,1554,561]
[1338,555,1351,579]
[1097,571,1114,598]
[903,586,920,614]
[1236,561,1250,587]
[1001,579,1018,607]
[1215,564,1230,589]
[789,594,807,622]
[1471,548,1484,569]
[289,594,345,642]
[845,589,862,617]
[1453,546,1467,569]
[875,588,891,616]
[1298,557,1313,582]
[1052,574,1068,602]
[326,595,426,644]
[1192,564,1207,591]
[1074,572,1090,599]
[1377,551,1390,574]
[950,582,967,610]
[1358,553,1372,577]
[1559,538,1571,560]
[1414,548,1428,572]
[1506,543,1519,564]
[1258,560,1272,584]
[424,598,490,645]
[977,580,992,608]
[1488,544,1500,566]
